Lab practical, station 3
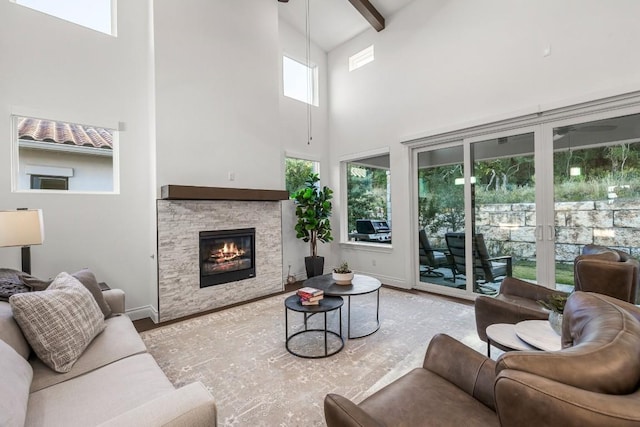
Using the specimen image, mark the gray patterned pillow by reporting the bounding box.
[9,272,106,373]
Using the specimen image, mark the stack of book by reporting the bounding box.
[297,286,324,305]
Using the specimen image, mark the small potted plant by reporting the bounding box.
[537,294,568,335]
[332,261,354,285]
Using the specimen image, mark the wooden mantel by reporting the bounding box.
[160,185,289,201]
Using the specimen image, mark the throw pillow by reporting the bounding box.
[0,339,32,427]
[21,268,112,318]
[9,272,106,373]
[71,269,112,318]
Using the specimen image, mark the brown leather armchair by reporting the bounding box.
[575,244,640,304]
[475,244,640,344]
[474,276,566,343]
[325,292,640,426]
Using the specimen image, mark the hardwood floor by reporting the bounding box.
[133,280,305,332]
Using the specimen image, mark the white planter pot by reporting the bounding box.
[548,311,563,335]
[332,271,354,285]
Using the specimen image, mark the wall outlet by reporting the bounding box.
[228,172,235,181]
[371,259,376,266]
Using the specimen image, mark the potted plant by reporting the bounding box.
[537,294,568,335]
[332,261,354,285]
[292,173,333,278]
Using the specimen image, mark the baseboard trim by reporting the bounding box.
[354,271,408,289]
[126,305,159,323]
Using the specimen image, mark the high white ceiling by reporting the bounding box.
[278,0,415,52]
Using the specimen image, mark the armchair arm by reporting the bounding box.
[98,382,216,427]
[474,296,550,342]
[324,394,384,427]
[495,370,640,426]
[423,334,496,410]
[102,289,125,314]
[500,277,567,300]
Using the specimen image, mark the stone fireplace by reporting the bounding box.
[156,186,288,322]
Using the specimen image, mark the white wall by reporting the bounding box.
[0,1,156,317]
[0,0,332,321]
[18,149,113,192]
[278,19,330,280]
[328,0,640,288]
[154,0,281,191]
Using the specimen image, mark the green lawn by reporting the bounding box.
[513,260,575,286]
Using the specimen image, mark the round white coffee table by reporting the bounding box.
[515,320,562,352]
[486,320,561,357]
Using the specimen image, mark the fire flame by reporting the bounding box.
[211,241,245,262]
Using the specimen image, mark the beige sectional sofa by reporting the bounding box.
[1,288,217,427]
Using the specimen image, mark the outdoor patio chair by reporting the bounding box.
[444,232,512,293]
[418,230,453,278]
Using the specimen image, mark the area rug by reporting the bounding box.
[140,287,485,427]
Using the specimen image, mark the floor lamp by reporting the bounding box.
[0,209,44,275]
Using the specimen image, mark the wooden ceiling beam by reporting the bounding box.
[348,0,385,32]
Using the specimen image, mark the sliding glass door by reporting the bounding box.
[551,112,640,290]
[416,144,465,291]
[470,131,537,294]
[413,94,640,297]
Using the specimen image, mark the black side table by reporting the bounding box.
[284,294,344,358]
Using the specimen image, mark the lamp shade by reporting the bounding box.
[0,209,44,247]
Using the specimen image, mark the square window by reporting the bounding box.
[344,153,391,244]
[31,175,69,190]
[13,116,117,193]
[349,45,374,72]
[12,0,115,36]
[285,157,320,198]
[283,55,318,106]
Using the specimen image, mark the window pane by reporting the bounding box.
[349,45,374,72]
[553,113,640,289]
[283,56,315,105]
[285,157,319,198]
[346,155,391,244]
[14,0,114,35]
[31,175,69,190]
[14,116,116,193]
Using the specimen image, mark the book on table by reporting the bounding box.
[301,299,321,306]
[297,287,323,299]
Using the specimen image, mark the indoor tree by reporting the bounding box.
[292,173,333,277]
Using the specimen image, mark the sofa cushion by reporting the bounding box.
[0,339,33,427]
[10,272,106,373]
[0,301,30,359]
[27,353,175,427]
[358,368,498,427]
[30,314,148,392]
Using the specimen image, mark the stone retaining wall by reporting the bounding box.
[433,200,640,262]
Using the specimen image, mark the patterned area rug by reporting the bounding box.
[140,288,485,427]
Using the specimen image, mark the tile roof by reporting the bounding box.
[17,117,113,150]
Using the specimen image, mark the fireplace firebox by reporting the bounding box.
[199,228,255,287]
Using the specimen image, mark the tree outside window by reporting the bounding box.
[346,161,390,235]
[285,157,319,198]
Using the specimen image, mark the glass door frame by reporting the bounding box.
[466,125,543,291]
[408,90,640,298]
